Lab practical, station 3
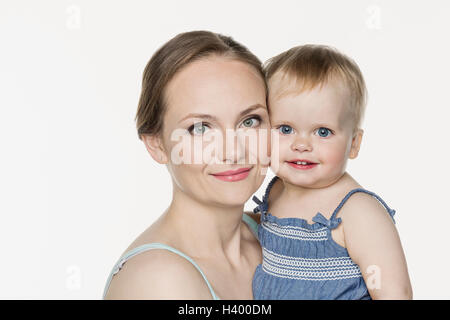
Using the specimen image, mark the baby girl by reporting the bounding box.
[252,45,412,299]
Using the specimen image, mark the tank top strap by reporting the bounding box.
[329,188,396,224]
[263,176,279,202]
[242,213,259,240]
[252,176,279,214]
[102,242,219,300]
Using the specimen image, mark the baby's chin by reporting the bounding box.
[284,178,328,189]
[271,163,340,189]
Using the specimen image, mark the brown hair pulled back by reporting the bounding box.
[135,31,266,139]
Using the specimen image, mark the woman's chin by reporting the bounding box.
[206,185,255,208]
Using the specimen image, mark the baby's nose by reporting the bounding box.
[291,137,312,152]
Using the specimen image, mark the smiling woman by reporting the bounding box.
[103,31,270,300]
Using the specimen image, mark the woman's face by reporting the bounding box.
[146,56,270,208]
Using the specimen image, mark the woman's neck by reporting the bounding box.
[163,185,247,265]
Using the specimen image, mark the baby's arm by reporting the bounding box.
[340,192,413,299]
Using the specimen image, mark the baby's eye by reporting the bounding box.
[279,125,294,135]
[315,127,333,138]
[188,122,210,136]
[241,115,261,128]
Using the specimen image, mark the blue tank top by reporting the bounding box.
[102,213,259,300]
[251,176,396,300]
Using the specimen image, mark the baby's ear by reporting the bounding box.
[349,129,364,159]
[141,134,169,164]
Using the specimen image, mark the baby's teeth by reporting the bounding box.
[296,161,308,165]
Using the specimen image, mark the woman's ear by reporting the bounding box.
[141,134,169,164]
[349,129,363,159]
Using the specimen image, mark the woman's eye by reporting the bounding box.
[279,125,294,135]
[315,127,332,138]
[188,122,210,135]
[241,116,261,128]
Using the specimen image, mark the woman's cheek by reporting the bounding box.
[165,133,207,165]
[170,161,206,193]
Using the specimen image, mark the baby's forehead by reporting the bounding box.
[267,73,355,128]
[267,72,297,99]
[268,71,349,100]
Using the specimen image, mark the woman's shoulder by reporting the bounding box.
[104,242,213,299]
[105,220,214,299]
[244,211,261,224]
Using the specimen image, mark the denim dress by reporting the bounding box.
[251,176,396,300]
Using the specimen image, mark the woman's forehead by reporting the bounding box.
[164,57,266,122]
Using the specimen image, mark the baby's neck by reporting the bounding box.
[271,172,362,220]
[282,172,359,198]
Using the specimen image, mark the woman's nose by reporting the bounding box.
[221,129,246,164]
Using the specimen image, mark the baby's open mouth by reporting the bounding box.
[286,160,318,170]
[288,161,317,165]
[287,160,318,165]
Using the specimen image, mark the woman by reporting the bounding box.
[103,31,270,299]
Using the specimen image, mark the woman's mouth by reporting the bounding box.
[286,159,318,170]
[211,167,252,182]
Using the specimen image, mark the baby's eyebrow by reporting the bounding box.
[310,122,337,127]
[270,120,338,128]
[270,119,295,127]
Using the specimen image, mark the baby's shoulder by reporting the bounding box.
[336,189,395,226]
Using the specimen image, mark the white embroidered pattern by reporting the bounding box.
[262,248,362,281]
[262,221,328,241]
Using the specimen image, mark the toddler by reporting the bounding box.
[252,45,412,299]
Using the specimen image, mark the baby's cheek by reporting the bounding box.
[271,138,290,161]
[268,138,287,174]
[254,128,271,163]
[320,144,348,168]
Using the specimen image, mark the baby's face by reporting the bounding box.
[268,72,362,188]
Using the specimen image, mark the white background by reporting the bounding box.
[1,0,449,299]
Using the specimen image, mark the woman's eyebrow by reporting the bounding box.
[238,104,266,118]
[178,113,217,123]
[178,104,266,123]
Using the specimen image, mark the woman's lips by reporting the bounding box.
[211,167,252,182]
[286,160,318,170]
